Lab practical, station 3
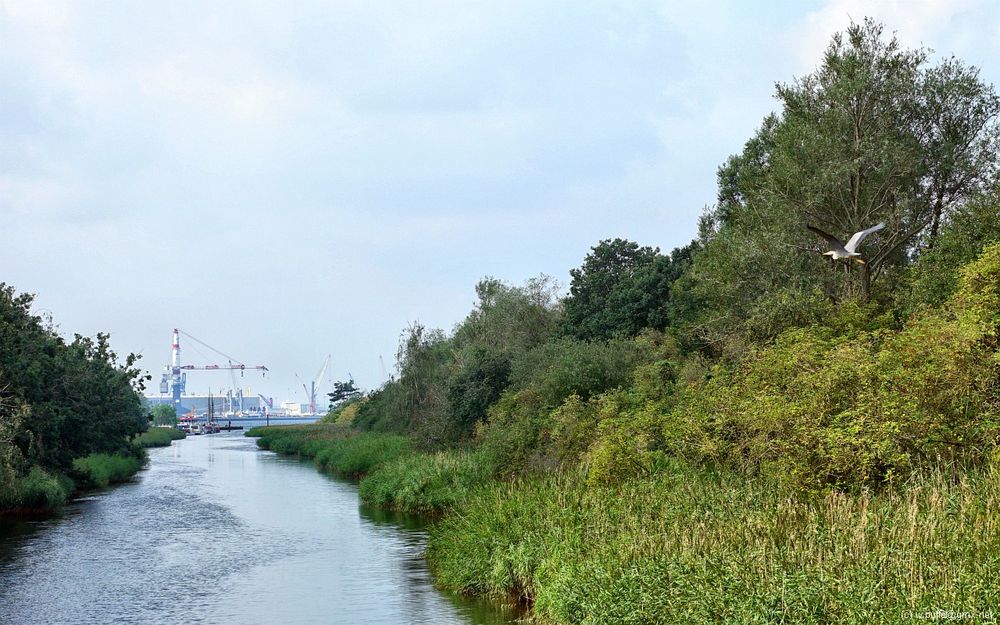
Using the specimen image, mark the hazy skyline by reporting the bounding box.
[3,0,1000,403]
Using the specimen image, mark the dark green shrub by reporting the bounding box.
[664,244,1000,491]
[0,467,72,510]
[446,348,511,434]
[475,389,552,475]
[901,188,1000,312]
[510,336,650,406]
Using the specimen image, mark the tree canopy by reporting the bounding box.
[562,238,693,341]
[0,284,147,477]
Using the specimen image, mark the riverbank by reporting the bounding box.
[246,424,1000,624]
[1,282,152,518]
[1,450,145,517]
[247,424,489,513]
[1,429,185,518]
[428,467,1000,623]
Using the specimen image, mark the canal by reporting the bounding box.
[0,428,514,625]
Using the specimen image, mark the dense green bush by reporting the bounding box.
[509,336,651,406]
[150,404,178,426]
[351,381,410,432]
[0,466,73,511]
[133,427,185,448]
[474,389,552,475]
[445,347,511,435]
[900,187,1000,312]
[474,332,676,479]
[321,398,362,425]
[71,453,143,489]
[659,244,1000,491]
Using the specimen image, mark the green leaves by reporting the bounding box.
[0,283,146,479]
[563,238,693,341]
[150,403,177,426]
[682,18,1000,352]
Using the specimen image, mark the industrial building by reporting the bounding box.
[144,393,272,417]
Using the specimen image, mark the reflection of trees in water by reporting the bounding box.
[357,505,520,625]
[358,503,429,531]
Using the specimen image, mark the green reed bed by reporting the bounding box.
[359,450,493,514]
[247,425,492,513]
[71,453,144,489]
[428,464,1000,625]
[133,427,186,448]
[248,425,412,477]
[2,452,146,515]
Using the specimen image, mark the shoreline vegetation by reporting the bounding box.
[252,21,1000,624]
[1,428,186,517]
[0,288,182,517]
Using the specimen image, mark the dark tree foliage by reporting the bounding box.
[354,278,562,446]
[352,382,406,433]
[446,348,511,434]
[0,284,147,473]
[563,238,693,341]
[900,184,1000,311]
[327,379,362,409]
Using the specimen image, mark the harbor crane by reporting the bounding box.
[296,355,330,416]
[159,328,268,412]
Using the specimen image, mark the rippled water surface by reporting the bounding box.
[0,428,514,625]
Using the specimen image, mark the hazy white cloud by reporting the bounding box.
[2,0,998,398]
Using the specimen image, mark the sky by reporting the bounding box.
[2,0,1000,403]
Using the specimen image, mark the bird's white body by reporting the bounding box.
[808,223,886,264]
[823,249,861,261]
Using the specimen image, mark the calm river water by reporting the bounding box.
[0,426,515,625]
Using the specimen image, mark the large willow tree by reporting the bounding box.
[679,19,1000,354]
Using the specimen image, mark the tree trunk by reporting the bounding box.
[928,190,944,249]
[860,263,871,302]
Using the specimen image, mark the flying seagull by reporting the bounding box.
[806,223,885,264]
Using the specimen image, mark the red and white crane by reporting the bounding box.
[160,328,268,412]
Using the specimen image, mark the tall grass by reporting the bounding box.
[1,453,146,514]
[313,434,412,476]
[247,424,489,512]
[72,453,143,489]
[248,424,412,477]
[428,463,1000,624]
[359,450,492,513]
[0,467,73,511]
[133,427,186,448]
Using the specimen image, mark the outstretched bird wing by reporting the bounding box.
[844,223,885,253]
[806,225,848,254]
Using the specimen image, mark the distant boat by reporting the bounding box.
[204,391,221,434]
